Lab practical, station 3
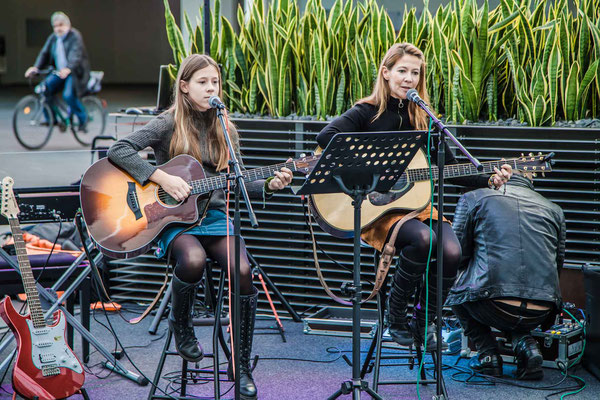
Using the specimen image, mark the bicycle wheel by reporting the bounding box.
[13,95,54,150]
[73,96,106,146]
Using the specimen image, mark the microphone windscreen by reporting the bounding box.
[406,89,419,103]
[208,96,221,108]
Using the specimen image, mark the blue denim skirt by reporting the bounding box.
[155,209,233,258]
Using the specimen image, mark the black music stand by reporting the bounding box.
[297,131,426,399]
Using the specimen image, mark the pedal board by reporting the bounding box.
[302,306,378,338]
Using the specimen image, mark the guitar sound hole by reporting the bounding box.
[157,188,180,206]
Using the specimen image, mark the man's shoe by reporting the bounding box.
[514,336,544,380]
[469,352,503,376]
[78,122,88,133]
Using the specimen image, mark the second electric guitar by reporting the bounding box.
[0,176,85,400]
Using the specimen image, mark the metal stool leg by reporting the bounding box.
[147,329,173,400]
[148,282,172,335]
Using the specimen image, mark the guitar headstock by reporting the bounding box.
[1,176,19,219]
[294,154,320,174]
[514,152,555,177]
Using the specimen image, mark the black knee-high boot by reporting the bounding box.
[387,252,427,346]
[410,274,455,351]
[228,287,259,400]
[169,274,203,362]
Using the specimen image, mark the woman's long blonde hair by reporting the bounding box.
[359,43,431,130]
[169,54,231,171]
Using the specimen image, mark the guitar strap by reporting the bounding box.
[307,196,426,305]
[129,194,213,324]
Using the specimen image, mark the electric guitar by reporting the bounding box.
[309,150,554,238]
[79,154,319,259]
[0,176,85,400]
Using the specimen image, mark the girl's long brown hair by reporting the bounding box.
[169,54,232,171]
[359,42,431,130]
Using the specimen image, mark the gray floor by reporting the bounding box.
[0,301,598,400]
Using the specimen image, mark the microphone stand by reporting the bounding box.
[410,94,482,400]
[215,103,259,400]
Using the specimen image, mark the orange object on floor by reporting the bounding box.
[90,301,121,311]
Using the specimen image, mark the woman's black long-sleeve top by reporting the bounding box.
[316,97,490,188]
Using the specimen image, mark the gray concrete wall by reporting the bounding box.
[0,0,180,85]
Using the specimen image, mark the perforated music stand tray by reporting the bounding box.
[297,131,427,196]
[298,130,427,400]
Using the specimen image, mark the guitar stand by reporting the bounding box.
[297,131,427,399]
[248,252,301,343]
[0,230,148,387]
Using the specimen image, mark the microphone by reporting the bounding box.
[406,89,427,107]
[208,96,226,110]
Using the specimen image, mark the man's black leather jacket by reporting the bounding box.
[446,175,565,308]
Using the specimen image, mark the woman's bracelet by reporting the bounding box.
[488,175,496,189]
[264,176,275,194]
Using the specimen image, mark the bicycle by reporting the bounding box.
[12,69,108,150]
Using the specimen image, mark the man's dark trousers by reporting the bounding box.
[453,299,551,355]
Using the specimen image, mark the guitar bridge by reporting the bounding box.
[41,365,60,376]
[126,182,143,220]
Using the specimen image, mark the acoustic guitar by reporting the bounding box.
[0,176,85,400]
[79,154,319,259]
[309,150,554,238]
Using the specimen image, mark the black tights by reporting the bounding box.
[170,234,254,295]
[392,219,461,278]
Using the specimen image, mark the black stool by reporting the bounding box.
[360,251,441,391]
[147,261,232,400]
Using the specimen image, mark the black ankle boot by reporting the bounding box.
[410,275,455,351]
[228,287,259,400]
[514,336,544,380]
[169,274,203,362]
[469,352,503,377]
[387,253,426,346]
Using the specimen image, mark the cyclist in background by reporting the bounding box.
[24,11,90,131]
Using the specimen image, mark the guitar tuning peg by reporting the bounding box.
[541,172,546,177]
[521,153,525,157]
[529,152,534,156]
[538,152,542,156]
[532,172,537,177]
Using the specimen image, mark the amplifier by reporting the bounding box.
[461,320,584,369]
[0,185,80,224]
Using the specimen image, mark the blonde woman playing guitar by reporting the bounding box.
[315,43,512,351]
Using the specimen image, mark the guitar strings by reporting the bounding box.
[154,161,295,203]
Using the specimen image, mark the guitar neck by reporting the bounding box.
[407,159,518,182]
[189,161,297,195]
[7,218,46,329]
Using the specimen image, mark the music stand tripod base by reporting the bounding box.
[298,131,426,399]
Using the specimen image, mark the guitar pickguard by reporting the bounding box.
[26,316,83,375]
[367,177,414,206]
